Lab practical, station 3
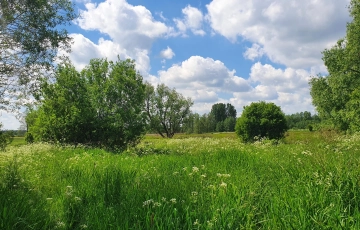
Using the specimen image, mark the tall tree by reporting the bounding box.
[310,0,360,131]
[0,0,77,110]
[210,103,237,132]
[145,83,193,138]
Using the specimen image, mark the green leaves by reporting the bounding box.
[29,58,146,151]
[235,101,288,142]
[145,83,193,138]
[0,0,77,110]
[309,0,360,132]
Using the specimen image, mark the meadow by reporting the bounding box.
[1,131,360,229]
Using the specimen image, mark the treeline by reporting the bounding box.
[285,111,321,130]
[181,103,237,134]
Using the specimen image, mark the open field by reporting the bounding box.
[1,131,360,229]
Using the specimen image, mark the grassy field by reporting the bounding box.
[1,131,360,229]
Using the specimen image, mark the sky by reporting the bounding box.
[0,0,352,130]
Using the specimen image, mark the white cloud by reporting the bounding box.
[0,111,20,130]
[206,0,351,69]
[160,46,175,59]
[174,5,205,36]
[67,0,174,74]
[158,56,251,114]
[229,62,315,115]
[243,43,264,60]
[159,56,250,93]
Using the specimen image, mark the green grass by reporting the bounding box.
[1,131,360,229]
[8,137,26,147]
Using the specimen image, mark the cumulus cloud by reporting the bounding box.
[174,5,205,36]
[243,43,265,60]
[206,0,351,69]
[157,56,251,113]
[159,56,250,92]
[160,46,175,59]
[67,0,174,74]
[229,62,315,115]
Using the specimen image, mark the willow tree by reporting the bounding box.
[310,0,360,131]
[0,0,77,110]
[145,83,193,138]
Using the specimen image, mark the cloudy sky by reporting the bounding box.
[0,0,352,129]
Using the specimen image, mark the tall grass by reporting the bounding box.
[1,131,360,229]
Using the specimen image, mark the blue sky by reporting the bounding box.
[0,0,351,129]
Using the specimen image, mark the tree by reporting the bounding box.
[235,101,288,142]
[0,0,77,110]
[29,58,146,151]
[224,116,236,132]
[145,83,193,138]
[0,123,13,151]
[309,0,360,131]
[210,103,237,132]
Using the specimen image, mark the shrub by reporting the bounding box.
[235,101,288,142]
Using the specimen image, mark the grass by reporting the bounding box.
[8,137,26,147]
[1,131,360,229]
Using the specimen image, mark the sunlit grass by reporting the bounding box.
[1,131,360,229]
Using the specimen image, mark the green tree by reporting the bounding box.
[29,58,146,151]
[0,124,13,151]
[0,0,77,110]
[210,103,237,132]
[235,101,288,142]
[310,0,360,131]
[145,83,193,138]
[224,116,236,132]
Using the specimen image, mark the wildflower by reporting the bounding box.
[143,199,154,207]
[182,167,187,171]
[201,174,206,178]
[192,166,199,172]
[173,171,179,175]
[161,197,167,202]
[56,221,65,228]
[80,224,88,229]
[170,198,177,204]
[74,196,82,202]
[194,219,200,226]
[191,191,198,196]
[153,202,161,207]
[220,181,227,188]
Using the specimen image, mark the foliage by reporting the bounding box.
[285,111,321,130]
[0,0,77,110]
[183,104,237,134]
[210,103,237,132]
[145,83,193,138]
[0,123,13,150]
[310,0,360,132]
[235,101,288,142]
[29,58,146,151]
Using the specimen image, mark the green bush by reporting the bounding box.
[235,101,288,142]
[0,123,14,151]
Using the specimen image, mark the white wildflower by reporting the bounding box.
[220,181,227,188]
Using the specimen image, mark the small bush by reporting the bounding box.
[235,101,288,142]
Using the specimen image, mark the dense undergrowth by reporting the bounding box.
[1,131,360,229]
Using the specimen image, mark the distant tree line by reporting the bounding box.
[285,111,321,130]
[181,103,237,134]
